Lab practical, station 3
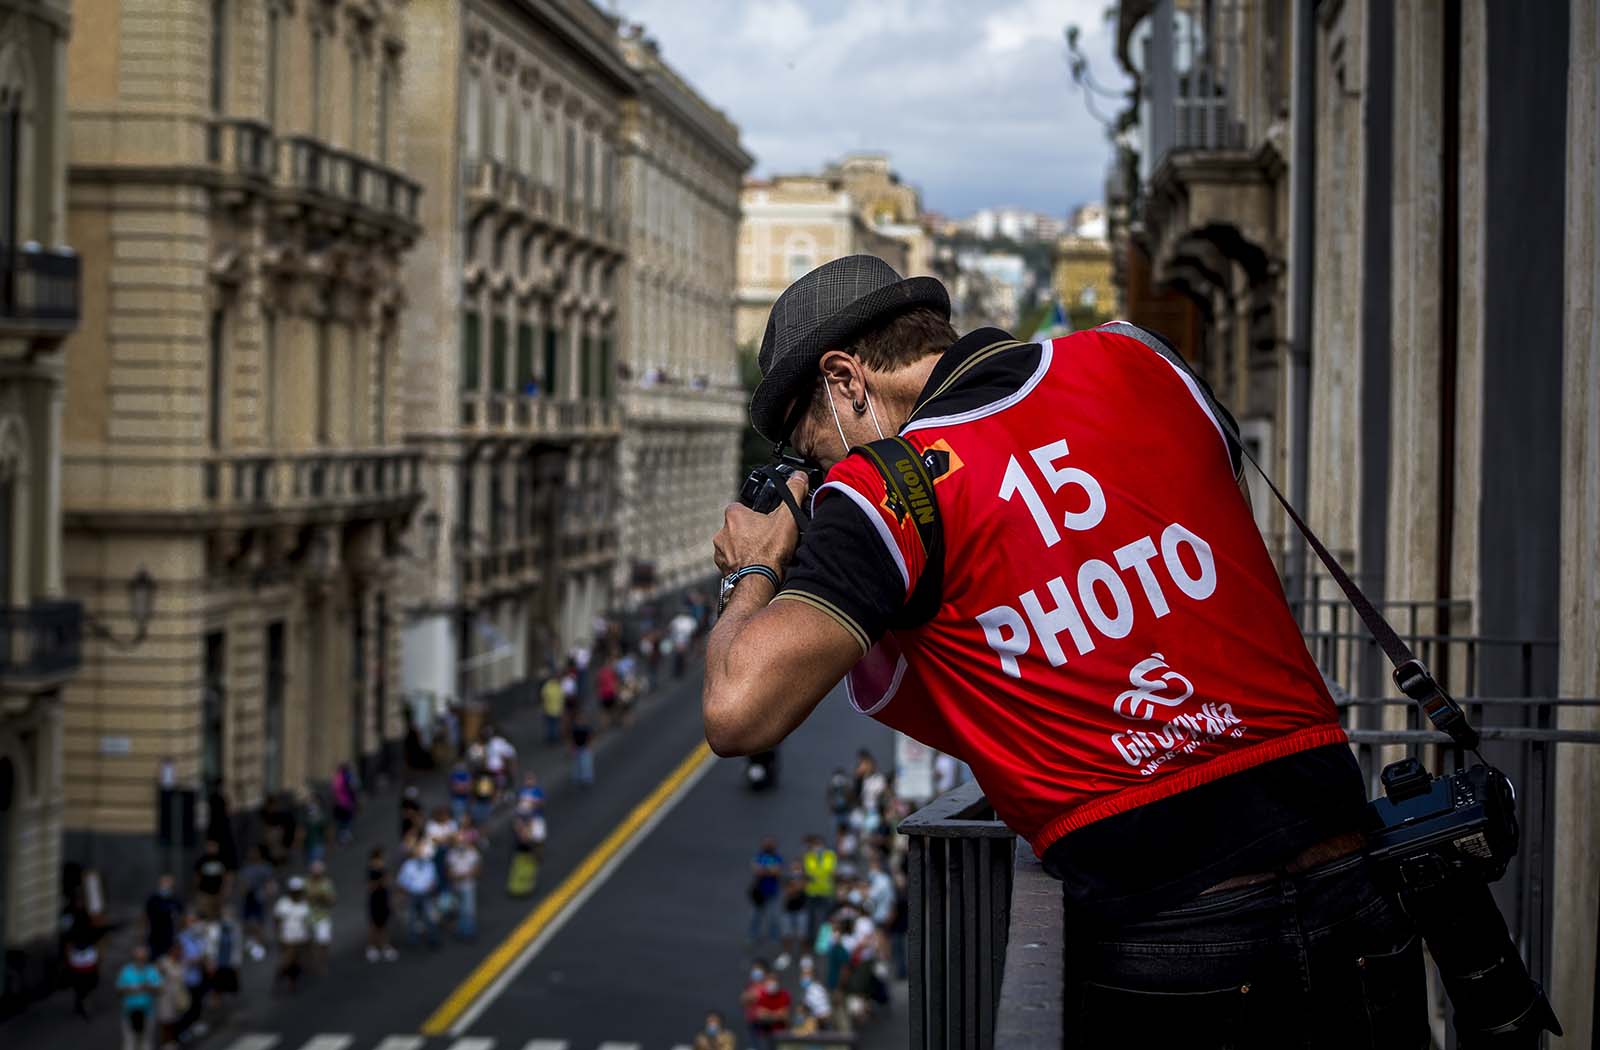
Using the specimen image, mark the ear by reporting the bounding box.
[816,350,861,394]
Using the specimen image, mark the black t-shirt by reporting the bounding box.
[194,856,227,895]
[783,326,1366,925]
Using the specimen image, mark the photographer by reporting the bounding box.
[704,256,1425,1045]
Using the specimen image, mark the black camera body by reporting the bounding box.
[1367,758,1560,1045]
[1366,758,1519,890]
[738,460,802,514]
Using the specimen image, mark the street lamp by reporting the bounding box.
[85,566,157,648]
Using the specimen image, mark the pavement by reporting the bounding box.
[5,657,911,1050]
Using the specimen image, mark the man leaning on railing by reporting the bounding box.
[703,256,1427,1047]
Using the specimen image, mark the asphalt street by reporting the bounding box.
[191,668,905,1050]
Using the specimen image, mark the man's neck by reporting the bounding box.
[875,355,942,432]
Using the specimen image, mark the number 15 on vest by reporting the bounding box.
[979,436,1218,679]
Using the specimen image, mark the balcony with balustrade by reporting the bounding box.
[0,601,84,691]
[195,449,424,528]
[0,243,79,335]
[458,393,622,442]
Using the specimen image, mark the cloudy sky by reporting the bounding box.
[607,0,1130,220]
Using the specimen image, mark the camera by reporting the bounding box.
[738,451,822,517]
[1367,758,1518,888]
[1368,757,1561,1045]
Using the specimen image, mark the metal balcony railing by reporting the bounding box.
[276,135,420,228]
[0,244,80,326]
[901,782,1019,1048]
[0,600,84,681]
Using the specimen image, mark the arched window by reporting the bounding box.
[0,33,34,254]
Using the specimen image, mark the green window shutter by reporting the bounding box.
[491,316,509,391]
[600,336,613,400]
[516,322,535,392]
[579,335,592,398]
[462,310,481,391]
[544,326,559,397]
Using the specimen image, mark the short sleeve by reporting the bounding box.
[776,453,931,655]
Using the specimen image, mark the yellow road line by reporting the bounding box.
[421,741,713,1035]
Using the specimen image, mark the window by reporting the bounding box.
[599,333,613,400]
[461,309,482,391]
[516,322,535,393]
[202,631,226,792]
[601,145,613,215]
[262,311,276,446]
[459,472,474,545]
[463,76,481,161]
[310,30,323,137]
[579,334,592,398]
[265,7,279,126]
[490,315,508,392]
[315,319,330,443]
[787,251,812,280]
[583,136,595,209]
[349,47,362,151]
[543,324,560,397]
[208,307,226,448]
[518,105,533,174]
[564,123,576,210]
[375,330,388,444]
[1079,284,1099,308]
[264,622,285,794]
[488,474,501,547]
[209,0,227,113]
[492,90,508,162]
[376,65,390,164]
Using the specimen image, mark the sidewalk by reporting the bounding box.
[0,660,700,1047]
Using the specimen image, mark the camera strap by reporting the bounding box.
[853,436,943,568]
[1115,323,1484,752]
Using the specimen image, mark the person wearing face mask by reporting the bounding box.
[706,256,1421,1043]
[739,961,768,1050]
[751,971,792,1050]
[691,1009,735,1050]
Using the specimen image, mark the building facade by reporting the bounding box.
[0,0,82,1005]
[62,0,422,900]
[614,26,749,608]
[736,173,911,348]
[1111,1,1600,1044]
[397,0,627,718]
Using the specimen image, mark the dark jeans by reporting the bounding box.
[1065,853,1429,1049]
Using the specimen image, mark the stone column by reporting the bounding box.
[1553,3,1599,1045]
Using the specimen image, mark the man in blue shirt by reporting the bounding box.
[116,944,161,1050]
[748,836,784,953]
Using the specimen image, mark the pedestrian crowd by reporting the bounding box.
[70,596,715,1050]
[695,749,917,1050]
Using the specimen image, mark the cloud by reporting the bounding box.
[608,0,1128,218]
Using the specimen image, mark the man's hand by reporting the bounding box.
[712,471,810,576]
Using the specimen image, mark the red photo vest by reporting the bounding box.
[822,323,1347,856]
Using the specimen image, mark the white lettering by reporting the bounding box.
[976,604,1031,679]
[1161,523,1217,601]
[1020,575,1095,666]
[1028,439,1107,532]
[1076,559,1134,639]
[999,455,1060,547]
[1113,535,1170,618]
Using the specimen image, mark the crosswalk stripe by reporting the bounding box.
[446,1039,495,1050]
[297,1037,354,1050]
[373,1039,426,1050]
[222,1036,281,1050]
[594,1043,641,1050]
[521,1042,569,1050]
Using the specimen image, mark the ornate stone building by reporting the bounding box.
[61,0,422,900]
[1111,2,1600,1042]
[614,25,749,608]
[736,172,912,348]
[0,0,82,1003]
[397,0,627,715]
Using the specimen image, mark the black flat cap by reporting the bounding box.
[750,254,950,443]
